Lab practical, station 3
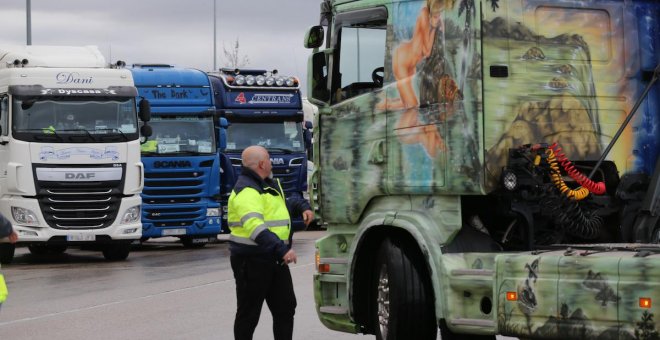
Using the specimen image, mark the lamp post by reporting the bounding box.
[213,0,217,71]
[26,0,32,45]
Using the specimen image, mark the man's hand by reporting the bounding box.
[7,230,17,244]
[302,210,315,226]
[282,249,297,265]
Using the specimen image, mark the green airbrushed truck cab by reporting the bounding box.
[305,0,660,339]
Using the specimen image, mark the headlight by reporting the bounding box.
[266,76,275,86]
[502,170,518,191]
[275,77,285,86]
[235,75,246,86]
[121,205,141,224]
[256,75,266,86]
[206,208,220,217]
[286,77,296,87]
[11,206,38,225]
[246,75,255,86]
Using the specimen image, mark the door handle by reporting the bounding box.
[368,140,386,164]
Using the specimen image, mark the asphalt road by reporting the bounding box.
[0,231,370,340]
[0,230,514,340]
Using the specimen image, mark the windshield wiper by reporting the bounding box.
[56,129,98,142]
[96,128,129,141]
[19,128,64,141]
[266,147,294,154]
[166,151,207,156]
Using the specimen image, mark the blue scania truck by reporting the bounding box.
[208,69,313,232]
[131,65,222,247]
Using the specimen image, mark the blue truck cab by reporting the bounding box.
[130,65,222,247]
[209,69,312,232]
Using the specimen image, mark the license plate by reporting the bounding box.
[66,234,96,242]
[162,228,186,236]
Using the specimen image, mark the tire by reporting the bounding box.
[102,244,130,261]
[28,245,48,255]
[0,243,15,264]
[181,237,208,249]
[373,238,436,340]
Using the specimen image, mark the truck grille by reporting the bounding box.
[142,158,216,227]
[36,180,123,230]
[272,165,302,193]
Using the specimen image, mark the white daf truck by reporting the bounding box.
[0,45,151,263]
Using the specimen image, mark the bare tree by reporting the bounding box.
[222,38,250,69]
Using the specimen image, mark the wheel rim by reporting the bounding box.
[377,263,390,339]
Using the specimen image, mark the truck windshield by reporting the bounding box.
[143,116,216,155]
[12,96,139,143]
[225,121,305,153]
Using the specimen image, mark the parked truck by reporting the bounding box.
[305,0,660,339]
[131,65,222,247]
[208,69,313,232]
[0,45,150,263]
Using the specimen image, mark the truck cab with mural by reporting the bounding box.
[306,0,660,339]
[208,69,313,232]
[131,65,222,247]
[0,45,149,263]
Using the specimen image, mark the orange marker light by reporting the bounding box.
[506,292,518,301]
[318,263,331,273]
[640,298,652,309]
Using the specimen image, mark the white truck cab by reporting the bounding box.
[0,46,147,262]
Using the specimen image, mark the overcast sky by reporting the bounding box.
[0,0,321,94]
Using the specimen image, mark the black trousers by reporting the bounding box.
[230,255,297,340]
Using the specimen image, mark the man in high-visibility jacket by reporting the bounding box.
[0,213,18,309]
[228,145,313,340]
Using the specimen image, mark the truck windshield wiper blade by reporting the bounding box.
[57,129,98,142]
[266,147,294,154]
[166,151,205,156]
[19,129,64,141]
[96,128,129,141]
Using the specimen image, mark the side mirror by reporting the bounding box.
[308,51,330,104]
[138,99,151,122]
[217,117,228,150]
[304,25,324,49]
[140,124,153,138]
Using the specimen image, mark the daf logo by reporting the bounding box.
[65,172,95,180]
[271,158,285,165]
[154,160,192,168]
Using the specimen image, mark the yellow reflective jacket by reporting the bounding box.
[228,168,309,258]
[0,274,7,304]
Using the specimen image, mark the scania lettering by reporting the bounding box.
[131,65,222,247]
[0,45,150,263]
[208,69,313,232]
[306,1,660,339]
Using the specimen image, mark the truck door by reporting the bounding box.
[385,0,484,194]
[320,6,388,224]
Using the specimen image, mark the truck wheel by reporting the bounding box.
[102,244,130,261]
[0,243,15,264]
[373,238,436,340]
[181,237,208,248]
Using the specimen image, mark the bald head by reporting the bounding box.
[242,145,272,179]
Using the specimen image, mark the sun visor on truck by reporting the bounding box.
[8,85,138,97]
